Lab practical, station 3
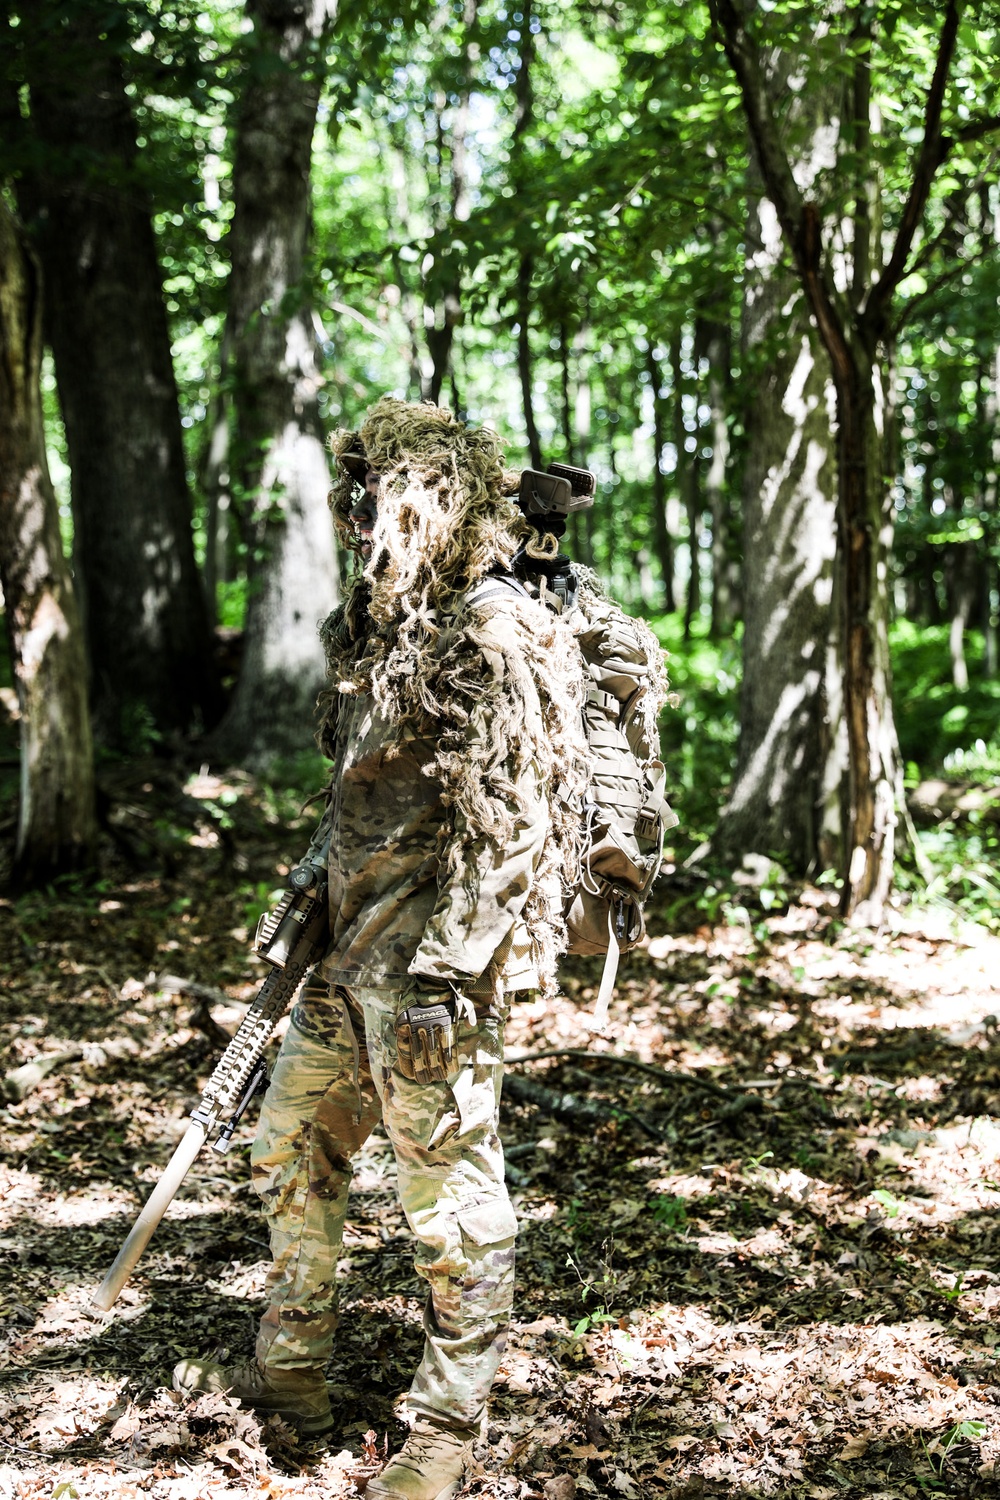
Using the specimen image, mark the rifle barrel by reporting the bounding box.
[92,1121,207,1312]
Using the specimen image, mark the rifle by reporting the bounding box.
[93,843,330,1312]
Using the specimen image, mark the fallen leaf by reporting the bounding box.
[663,1434,700,1453]
[543,1478,576,1500]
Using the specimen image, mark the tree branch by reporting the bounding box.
[866,0,961,329]
[955,111,1000,147]
[708,0,854,387]
[893,240,995,335]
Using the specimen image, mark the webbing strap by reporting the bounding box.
[586,686,619,714]
[591,907,619,1032]
[464,574,531,608]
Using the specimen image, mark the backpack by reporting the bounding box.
[468,566,676,1027]
[562,581,676,1026]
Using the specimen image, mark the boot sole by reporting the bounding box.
[365,1477,461,1500]
[252,1403,335,1438]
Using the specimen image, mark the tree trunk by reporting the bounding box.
[211,0,340,764]
[836,364,898,923]
[424,0,477,404]
[16,0,219,744]
[982,337,1000,677]
[701,318,735,636]
[708,0,964,920]
[714,189,839,874]
[0,200,96,884]
[646,343,676,612]
[672,334,702,639]
[517,255,543,468]
[568,332,595,567]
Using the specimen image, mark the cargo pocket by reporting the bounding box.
[457,1197,519,1248]
[448,1057,503,1140]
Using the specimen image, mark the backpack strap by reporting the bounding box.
[461,572,531,610]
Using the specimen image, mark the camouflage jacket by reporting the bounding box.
[317,601,547,992]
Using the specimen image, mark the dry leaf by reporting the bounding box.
[543,1478,576,1500]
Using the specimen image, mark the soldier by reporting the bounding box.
[174,398,589,1500]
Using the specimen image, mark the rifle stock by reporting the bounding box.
[93,862,329,1313]
[93,1122,207,1311]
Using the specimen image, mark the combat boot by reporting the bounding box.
[365,1416,476,1500]
[172,1354,333,1437]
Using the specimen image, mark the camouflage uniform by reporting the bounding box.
[251,600,546,1431]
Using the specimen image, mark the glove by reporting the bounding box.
[396,978,458,1084]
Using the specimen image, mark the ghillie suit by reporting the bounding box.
[320,397,589,996]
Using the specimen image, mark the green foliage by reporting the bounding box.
[891,621,1000,770]
[566,1243,620,1336]
[651,614,740,851]
[648,1194,687,1231]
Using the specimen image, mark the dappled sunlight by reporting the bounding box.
[1,765,999,1496]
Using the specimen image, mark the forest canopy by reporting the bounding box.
[4,7,1000,1498]
[0,0,999,921]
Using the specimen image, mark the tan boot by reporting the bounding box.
[365,1417,475,1500]
[172,1354,333,1437]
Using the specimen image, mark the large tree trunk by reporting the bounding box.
[16,0,219,744]
[211,0,340,764]
[714,187,839,873]
[0,201,96,884]
[708,0,966,920]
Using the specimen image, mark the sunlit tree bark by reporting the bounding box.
[211,0,340,763]
[713,28,844,873]
[711,0,975,921]
[715,178,840,872]
[0,200,96,884]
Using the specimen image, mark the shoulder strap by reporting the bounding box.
[462,572,531,609]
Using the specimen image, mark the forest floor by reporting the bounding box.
[1,762,999,1499]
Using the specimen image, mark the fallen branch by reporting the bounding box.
[503,1072,666,1142]
[3,1048,83,1102]
[506,1048,730,1099]
[156,973,236,1009]
[2,1039,135,1102]
[156,974,242,1045]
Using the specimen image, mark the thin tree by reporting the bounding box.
[211,0,340,763]
[0,199,96,884]
[710,0,999,921]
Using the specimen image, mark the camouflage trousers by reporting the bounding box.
[249,978,517,1431]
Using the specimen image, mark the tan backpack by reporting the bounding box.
[563,584,676,1026]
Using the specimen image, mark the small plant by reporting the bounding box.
[241,880,284,930]
[871,1188,901,1219]
[921,1418,987,1476]
[564,1197,589,1235]
[648,1194,687,1231]
[942,1270,966,1302]
[566,1242,620,1337]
